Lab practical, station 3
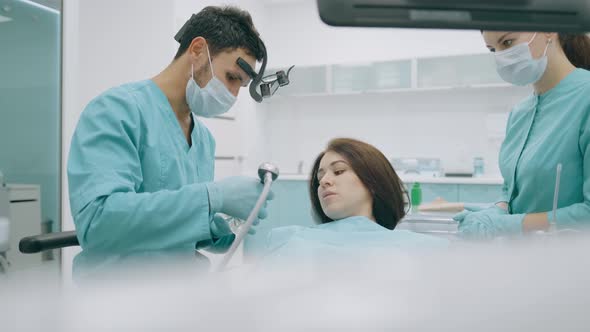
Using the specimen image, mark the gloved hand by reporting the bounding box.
[453,205,508,224]
[458,212,525,240]
[210,214,234,239]
[206,176,275,221]
[213,214,260,236]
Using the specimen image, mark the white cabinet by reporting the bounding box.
[268,53,506,97]
[416,53,503,88]
[7,184,42,270]
[274,65,327,95]
[198,117,241,157]
[214,158,241,181]
[198,116,242,180]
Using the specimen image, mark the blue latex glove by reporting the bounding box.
[214,214,261,236]
[195,214,237,254]
[206,176,275,221]
[459,212,525,240]
[453,205,508,224]
[210,214,235,239]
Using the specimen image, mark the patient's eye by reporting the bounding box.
[334,169,345,176]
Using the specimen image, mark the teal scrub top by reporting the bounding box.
[499,68,590,228]
[259,216,448,264]
[68,80,231,253]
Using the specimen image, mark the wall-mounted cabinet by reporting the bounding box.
[268,53,506,97]
[274,65,327,96]
[417,53,504,88]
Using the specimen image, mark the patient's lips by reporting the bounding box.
[321,190,337,200]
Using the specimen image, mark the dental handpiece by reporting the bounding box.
[215,163,279,271]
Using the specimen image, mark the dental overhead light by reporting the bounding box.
[317,0,590,32]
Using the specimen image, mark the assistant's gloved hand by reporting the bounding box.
[458,211,525,240]
[453,205,508,224]
[206,176,275,221]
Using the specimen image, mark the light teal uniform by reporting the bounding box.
[258,216,448,265]
[499,68,590,228]
[68,80,233,254]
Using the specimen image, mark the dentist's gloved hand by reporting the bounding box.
[206,176,275,221]
[458,211,524,240]
[210,214,234,239]
[212,214,260,236]
[195,214,237,254]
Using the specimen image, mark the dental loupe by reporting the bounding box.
[175,14,294,103]
[236,47,295,102]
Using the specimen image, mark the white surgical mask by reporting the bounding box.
[186,45,236,117]
[494,33,552,86]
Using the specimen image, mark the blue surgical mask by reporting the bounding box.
[494,33,552,86]
[186,45,236,117]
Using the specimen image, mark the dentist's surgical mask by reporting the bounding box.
[186,45,236,117]
[494,33,552,86]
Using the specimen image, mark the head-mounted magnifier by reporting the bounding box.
[175,15,294,103]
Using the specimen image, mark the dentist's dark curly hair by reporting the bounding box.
[174,6,264,61]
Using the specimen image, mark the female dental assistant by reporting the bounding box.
[455,32,590,238]
[67,6,273,254]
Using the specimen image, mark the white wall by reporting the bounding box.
[262,0,490,68]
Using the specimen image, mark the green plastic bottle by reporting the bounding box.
[410,182,422,213]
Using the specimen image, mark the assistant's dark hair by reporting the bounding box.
[174,6,264,61]
[558,34,590,70]
[309,138,407,230]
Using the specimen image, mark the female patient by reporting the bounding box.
[258,138,447,263]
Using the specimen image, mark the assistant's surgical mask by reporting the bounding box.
[186,45,236,117]
[494,33,552,86]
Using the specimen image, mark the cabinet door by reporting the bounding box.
[332,64,372,93]
[198,118,240,157]
[243,180,313,259]
[458,185,503,204]
[276,180,314,227]
[213,158,240,181]
[372,60,412,90]
[8,201,41,269]
[275,66,327,96]
[417,53,504,88]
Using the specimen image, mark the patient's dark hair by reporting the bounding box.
[174,6,264,61]
[309,138,407,230]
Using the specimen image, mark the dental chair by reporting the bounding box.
[19,230,79,254]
